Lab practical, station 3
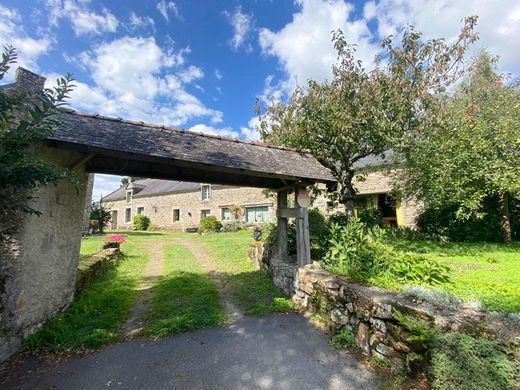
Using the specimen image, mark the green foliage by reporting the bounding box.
[417,197,520,242]
[221,221,246,232]
[395,51,520,243]
[330,328,356,349]
[0,45,76,235]
[90,202,111,233]
[198,216,222,233]
[323,218,450,286]
[132,214,150,231]
[258,19,478,214]
[357,207,383,227]
[428,332,516,390]
[392,310,435,346]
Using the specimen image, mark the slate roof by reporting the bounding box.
[46,110,336,187]
[103,179,218,201]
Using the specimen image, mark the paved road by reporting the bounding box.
[3,314,379,390]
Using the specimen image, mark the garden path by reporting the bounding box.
[121,239,166,338]
[172,236,244,322]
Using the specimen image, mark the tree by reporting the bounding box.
[257,18,478,217]
[0,45,75,235]
[90,202,111,233]
[228,204,243,221]
[120,177,129,188]
[394,51,520,243]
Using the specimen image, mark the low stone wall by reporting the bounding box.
[248,242,298,296]
[295,265,519,370]
[76,248,120,294]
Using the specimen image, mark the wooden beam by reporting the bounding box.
[276,208,304,219]
[295,188,311,266]
[277,190,288,261]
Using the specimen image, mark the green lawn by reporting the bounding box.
[144,243,227,337]
[390,239,520,313]
[24,232,156,351]
[197,230,295,316]
[79,234,105,258]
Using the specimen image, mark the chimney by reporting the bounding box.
[14,67,46,93]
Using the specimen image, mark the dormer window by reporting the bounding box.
[126,190,133,203]
[201,184,210,201]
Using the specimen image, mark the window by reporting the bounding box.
[221,207,231,221]
[126,190,132,203]
[245,206,269,223]
[173,208,180,222]
[201,209,211,219]
[201,184,210,201]
[125,208,132,223]
[137,207,144,215]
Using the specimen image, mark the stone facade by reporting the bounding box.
[102,184,276,231]
[102,169,422,232]
[0,146,89,362]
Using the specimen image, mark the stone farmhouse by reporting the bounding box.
[101,156,420,231]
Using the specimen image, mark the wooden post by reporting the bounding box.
[277,190,288,261]
[295,189,311,266]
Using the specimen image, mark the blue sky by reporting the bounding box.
[1,0,519,198]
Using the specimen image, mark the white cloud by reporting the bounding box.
[188,124,239,139]
[178,65,204,83]
[214,69,223,80]
[0,5,52,80]
[224,6,254,52]
[128,12,156,33]
[157,1,180,22]
[68,37,222,127]
[240,116,261,141]
[258,0,520,105]
[45,0,119,36]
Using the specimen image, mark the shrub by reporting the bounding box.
[428,332,516,390]
[90,202,111,233]
[357,207,383,227]
[323,218,450,285]
[403,285,461,310]
[416,197,520,242]
[102,234,126,249]
[222,221,246,232]
[198,216,222,233]
[132,214,150,231]
[330,328,356,349]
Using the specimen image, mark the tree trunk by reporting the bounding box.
[338,181,356,219]
[498,192,512,244]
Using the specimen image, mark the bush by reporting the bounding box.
[330,328,356,349]
[428,332,516,390]
[323,218,450,285]
[417,197,520,242]
[222,221,246,232]
[90,202,111,233]
[198,216,222,233]
[357,207,383,227]
[132,214,150,231]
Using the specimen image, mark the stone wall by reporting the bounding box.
[296,266,518,370]
[0,146,89,362]
[103,185,275,231]
[76,248,120,294]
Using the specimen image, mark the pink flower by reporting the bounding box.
[103,234,127,245]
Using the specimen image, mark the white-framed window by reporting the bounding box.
[245,206,269,223]
[173,208,180,222]
[125,207,132,223]
[126,190,132,203]
[201,209,211,219]
[201,184,210,201]
[137,206,145,215]
[221,207,231,221]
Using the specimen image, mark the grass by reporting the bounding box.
[144,243,227,337]
[79,234,105,259]
[389,239,520,313]
[24,232,153,351]
[196,230,295,316]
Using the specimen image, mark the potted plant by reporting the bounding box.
[102,234,126,251]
